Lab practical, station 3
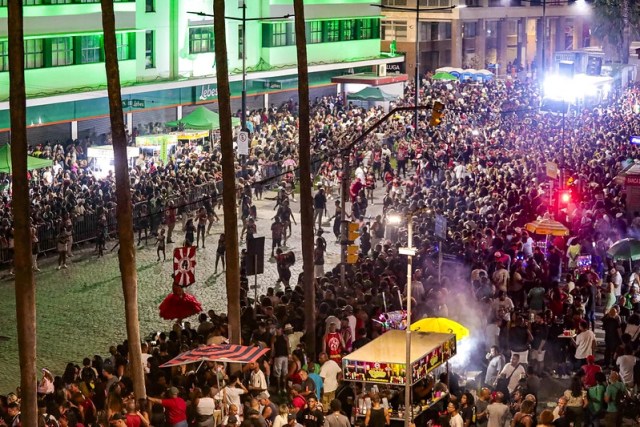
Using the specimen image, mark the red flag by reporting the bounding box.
[173,246,197,287]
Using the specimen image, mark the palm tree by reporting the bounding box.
[213,0,241,345]
[293,0,316,357]
[100,0,146,399]
[7,0,37,424]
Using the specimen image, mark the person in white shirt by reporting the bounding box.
[485,318,502,352]
[249,363,269,398]
[447,401,464,427]
[319,352,343,408]
[572,320,596,370]
[223,374,248,414]
[498,354,526,394]
[608,267,623,298]
[485,346,505,387]
[616,348,637,387]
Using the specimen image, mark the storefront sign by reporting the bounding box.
[343,360,406,384]
[136,134,178,148]
[122,99,145,109]
[264,81,282,90]
[626,175,640,187]
[197,84,219,102]
[386,62,405,75]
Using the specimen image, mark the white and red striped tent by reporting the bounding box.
[160,344,269,367]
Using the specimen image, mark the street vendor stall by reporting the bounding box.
[135,134,179,163]
[87,145,139,179]
[342,330,456,424]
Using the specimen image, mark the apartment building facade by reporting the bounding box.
[380,0,591,78]
[0,0,401,143]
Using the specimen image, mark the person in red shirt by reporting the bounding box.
[148,387,187,427]
[322,322,345,364]
[581,355,602,388]
[124,399,149,427]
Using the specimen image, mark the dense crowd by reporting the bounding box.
[4,73,640,427]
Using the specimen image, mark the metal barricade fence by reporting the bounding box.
[0,166,289,264]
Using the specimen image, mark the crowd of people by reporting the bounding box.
[4,71,640,427]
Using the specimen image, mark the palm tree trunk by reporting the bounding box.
[7,1,37,425]
[621,0,630,64]
[100,0,146,399]
[293,0,316,357]
[213,0,241,345]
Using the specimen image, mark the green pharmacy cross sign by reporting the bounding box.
[122,99,146,109]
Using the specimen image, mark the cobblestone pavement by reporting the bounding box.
[0,186,386,392]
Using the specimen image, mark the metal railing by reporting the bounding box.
[0,160,286,264]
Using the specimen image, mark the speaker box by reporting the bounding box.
[246,236,265,276]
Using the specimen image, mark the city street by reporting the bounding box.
[0,185,385,391]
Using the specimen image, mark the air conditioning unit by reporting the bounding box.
[379,64,387,77]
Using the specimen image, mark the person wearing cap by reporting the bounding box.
[581,354,602,388]
[147,387,187,427]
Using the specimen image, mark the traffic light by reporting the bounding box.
[346,245,359,264]
[559,189,571,205]
[348,222,360,242]
[429,101,445,127]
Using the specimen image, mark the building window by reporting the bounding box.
[382,0,407,4]
[116,33,131,60]
[419,0,451,6]
[271,23,288,47]
[0,42,7,71]
[79,35,101,63]
[463,21,477,38]
[145,30,154,68]
[145,0,154,12]
[381,20,407,41]
[49,0,73,4]
[428,22,439,40]
[444,22,452,39]
[238,25,244,59]
[51,37,73,66]
[325,21,340,42]
[189,27,214,54]
[359,19,373,40]
[308,21,322,43]
[24,39,44,69]
[23,0,44,5]
[341,20,355,41]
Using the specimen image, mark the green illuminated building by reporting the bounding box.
[0,0,402,143]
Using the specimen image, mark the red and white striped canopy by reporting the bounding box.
[160,344,269,367]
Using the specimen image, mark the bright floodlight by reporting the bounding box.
[387,214,402,225]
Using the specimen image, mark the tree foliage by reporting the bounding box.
[591,0,640,62]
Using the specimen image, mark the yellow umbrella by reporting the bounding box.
[411,317,469,341]
[524,218,569,236]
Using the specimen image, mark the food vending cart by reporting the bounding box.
[342,330,457,425]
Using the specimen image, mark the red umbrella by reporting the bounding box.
[160,344,270,367]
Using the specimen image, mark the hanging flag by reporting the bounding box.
[173,246,197,287]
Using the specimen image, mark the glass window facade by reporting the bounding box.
[145,30,154,68]
[51,37,73,66]
[264,18,379,48]
[80,35,101,64]
[25,39,44,69]
[189,27,214,54]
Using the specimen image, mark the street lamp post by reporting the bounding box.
[372,3,457,131]
[388,206,430,427]
[188,8,293,133]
